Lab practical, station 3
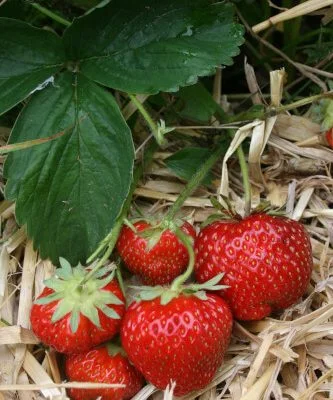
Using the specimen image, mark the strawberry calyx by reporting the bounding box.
[106,342,127,357]
[126,217,192,251]
[131,273,228,305]
[203,197,286,227]
[35,258,123,333]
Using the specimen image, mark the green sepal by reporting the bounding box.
[35,291,64,305]
[193,291,208,301]
[107,342,126,357]
[100,306,120,320]
[80,302,101,328]
[95,270,116,289]
[98,291,123,306]
[51,299,74,323]
[187,273,228,292]
[70,309,80,333]
[35,260,123,333]
[160,291,178,305]
[59,257,73,278]
[128,284,164,301]
[43,277,67,292]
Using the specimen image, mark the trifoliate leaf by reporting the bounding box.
[63,0,244,94]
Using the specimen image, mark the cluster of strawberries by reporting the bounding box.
[30,212,313,399]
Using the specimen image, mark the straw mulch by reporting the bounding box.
[1,1,333,399]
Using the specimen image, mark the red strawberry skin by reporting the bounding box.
[195,213,313,320]
[30,280,125,354]
[121,294,232,396]
[65,346,144,400]
[116,221,196,285]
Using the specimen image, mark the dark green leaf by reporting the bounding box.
[63,0,244,94]
[4,72,134,265]
[176,82,225,123]
[165,147,215,184]
[0,18,65,115]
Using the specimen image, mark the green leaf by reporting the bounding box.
[63,0,244,94]
[0,18,65,115]
[4,72,134,265]
[176,82,226,123]
[165,147,214,185]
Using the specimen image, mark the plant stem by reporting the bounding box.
[170,228,195,291]
[236,144,251,216]
[31,3,71,26]
[83,141,158,282]
[271,91,333,114]
[164,143,226,222]
[128,94,159,136]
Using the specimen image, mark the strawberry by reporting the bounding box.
[194,213,313,320]
[65,345,144,400]
[116,221,196,285]
[30,259,125,354]
[121,292,232,396]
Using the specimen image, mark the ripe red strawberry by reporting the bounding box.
[30,259,125,354]
[65,345,144,400]
[116,221,196,285]
[195,213,313,320]
[121,293,232,396]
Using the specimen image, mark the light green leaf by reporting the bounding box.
[4,72,134,265]
[63,0,244,94]
[0,18,65,115]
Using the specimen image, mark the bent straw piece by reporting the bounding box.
[252,0,333,33]
[240,364,276,400]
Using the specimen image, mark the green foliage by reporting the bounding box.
[176,83,225,123]
[4,73,134,264]
[0,0,244,264]
[63,0,244,93]
[165,147,216,185]
[0,18,65,115]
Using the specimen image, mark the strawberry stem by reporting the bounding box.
[236,144,252,216]
[170,228,195,291]
[163,143,226,223]
[128,94,161,143]
[83,141,158,283]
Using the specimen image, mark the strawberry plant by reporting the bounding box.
[0,0,244,265]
